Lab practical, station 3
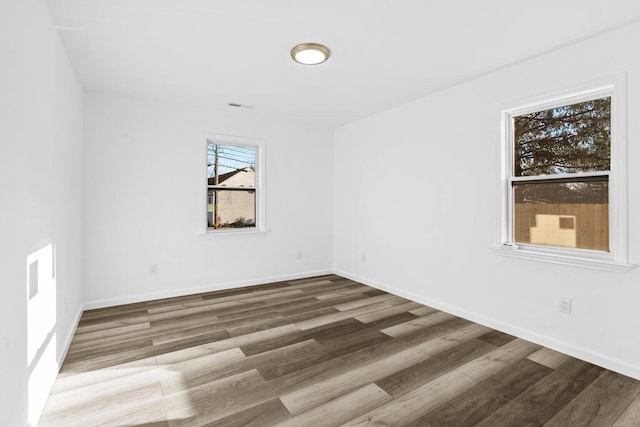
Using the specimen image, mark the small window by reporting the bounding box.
[500,78,630,271]
[204,134,265,233]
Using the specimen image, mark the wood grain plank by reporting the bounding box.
[152,329,233,356]
[314,287,373,301]
[612,391,640,427]
[146,299,217,315]
[147,309,220,329]
[158,347,248,395]
[162,339,326,395]
[408,358,552,427]
[262,321,487,408]
[455,338,541,383]
[154,324,300,365]
[376,338,496,397]
[476,358,605,427]
[409,305,439,316]
[70,321,151,343]
[287,277,335,286]
[226,306,339,337]
[280,343,430,415]
[334,293,404,311]
[40,381,165,427]
[250,339,328,381]
[317,325,391,360]
[61,344,160,374]
[544,370,640,427]
[64,337,154,363]
[280,322,491,415]
[152,324,230,346]
[476,330,516,347]
[275,383,391,427]
[74,315,152,335]
[275,294,365,317]
[51,357,158,394]
[205,323,302,351]
[295,301,392,330]
[354,301,423,323]
[343,370,477,426]
[527,347,572,369]
[381,311,455,337]
[209,399,291,427]
[361,312,421,330]
[166,369,273,426]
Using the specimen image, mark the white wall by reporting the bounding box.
[334,21,640,380]
[0,0,84,425]
[83,93,334,306]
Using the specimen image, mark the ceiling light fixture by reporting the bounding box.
[290,42,331,65]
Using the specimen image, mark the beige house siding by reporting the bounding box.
[214,190,255,225]
[208,167,256,227]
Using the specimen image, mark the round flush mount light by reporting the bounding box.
[290,42,331,65]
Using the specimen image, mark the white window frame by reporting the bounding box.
[496,75,633,273]
[201,133,267,236]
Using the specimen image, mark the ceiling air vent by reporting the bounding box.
[228,103,254,109]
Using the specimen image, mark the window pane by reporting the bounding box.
[206,141,258,231]
[513,180,608,251]
[207,143,256,187]
[208,189,256,229]
[514,97,610,177]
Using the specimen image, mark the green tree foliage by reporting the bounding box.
[514,97,610,177]
[513,97,610,204]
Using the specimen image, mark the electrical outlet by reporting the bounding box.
[297,250,303,259]
[361,254,367,263]
[150,264,158,275]
[559,297,572,315]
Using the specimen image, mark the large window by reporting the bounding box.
[512,96,611,251]
[204,134,265,233]
[500,79,630,271]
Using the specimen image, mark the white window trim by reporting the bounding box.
[495,74,633,273]
[200,133,267,236]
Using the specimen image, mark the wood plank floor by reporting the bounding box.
[39,275,640,426]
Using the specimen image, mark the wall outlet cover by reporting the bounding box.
[559,297,572,314]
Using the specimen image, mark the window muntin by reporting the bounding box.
[507,95,612,253]
[206,142,257,230]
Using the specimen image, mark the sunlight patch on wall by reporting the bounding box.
[26,242,57,426]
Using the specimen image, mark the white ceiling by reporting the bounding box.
[46,0,640,128]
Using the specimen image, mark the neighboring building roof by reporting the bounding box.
[208,166,254,186]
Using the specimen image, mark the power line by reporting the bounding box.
[221,145,255,154]
[212,146,255,157]
[219,154,255,163]
[208,163,250,171]
[218,149,255,161]
[216,154,254,165]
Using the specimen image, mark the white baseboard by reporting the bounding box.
[334,269,640,382]
[58,304,84,368]
[83,269,334,310]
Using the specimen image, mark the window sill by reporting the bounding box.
[199,229,271,239]
[491,246,634,273]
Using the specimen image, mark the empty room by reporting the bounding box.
[3,1,640,426]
